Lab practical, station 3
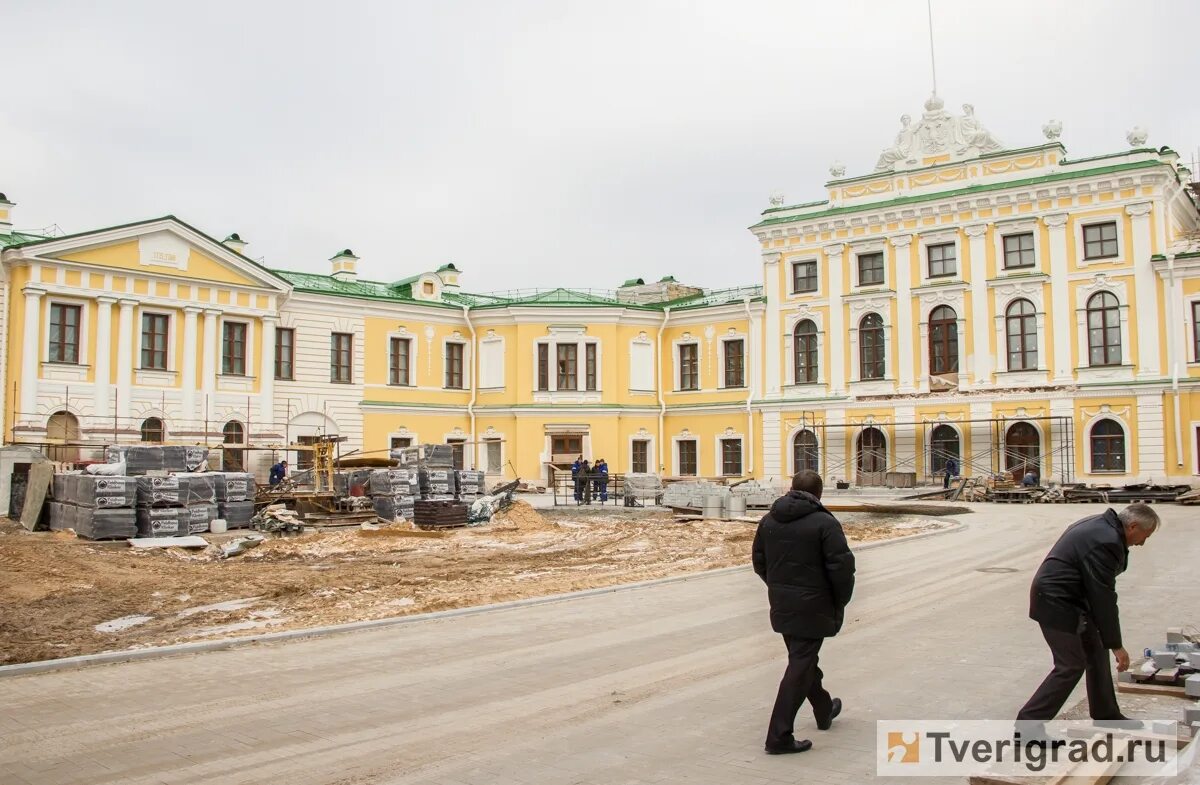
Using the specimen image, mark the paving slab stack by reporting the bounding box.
[367,468,418,521]
[135,473,218,536]
[455,470,486,503]
[392,444,454,469]
[212,472,257,529]
[48,475,137,540]
[106,445,209,474]
[417,467,456,501]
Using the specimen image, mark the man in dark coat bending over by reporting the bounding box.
[752,470,855,755]
[1016,503,1159,731]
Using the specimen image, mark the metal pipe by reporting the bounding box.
[742,295,755,476]
[656,306,671,474]
[1168,253,1184,468]
[462,305,477,470]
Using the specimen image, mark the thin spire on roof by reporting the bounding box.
[926,0,938,98]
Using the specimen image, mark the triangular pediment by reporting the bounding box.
[2,216,290,292]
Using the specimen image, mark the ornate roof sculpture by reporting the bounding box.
[873,94,1003,172]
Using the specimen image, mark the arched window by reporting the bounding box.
[1005,299,1038,371]
[46,410,81,463]
[929,305,958,375]
[1090,419,1126,473]
[223,420,245,472]
[929,424,960,475]
[1086,292,1121,367]
[856,426,887,476]
[1004,422,1040,480]
[793,429,819,473]
[793,320,818,384]
[859,313,885,380]
[140,417,165,443]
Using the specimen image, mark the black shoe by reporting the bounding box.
[765,739,813,755]
[817,698,842,731]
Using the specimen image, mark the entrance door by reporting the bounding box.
[549,434,584,485]
[1004,422,1040,482]
[856,427,887,486]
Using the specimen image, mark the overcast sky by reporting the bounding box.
[5,1,1198,293]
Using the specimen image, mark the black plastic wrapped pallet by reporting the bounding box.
[135,474,217,507]
[218,500,256,528]
[135,507,189,537]
[392,444,454,468]
[187,503,217,534]
[368,468,416,496]
[106,445,209,475]
[52,474,136,509]
[212,472,256,502]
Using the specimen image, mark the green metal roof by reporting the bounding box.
[749,159,1164,230]
[0,231,48,248]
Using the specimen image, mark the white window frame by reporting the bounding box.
[846,296,893,393]
[673,435,700,477]
[789,257,821,296]
[714,433,745,477]
[915,288,968,392]
[628,332,655,394]
[784,307,826,388]
[1083,414,1129,476]
[219,317,256,379]
[991,281,1049,386]
[442,338,470,390]
[42,296,90,376]
[852,240,889,289]
[993,218,1043,275]
[718,333,748,389]
[532,330,601,398]
[1076,215,1126,268]
[1074,276,1134,383]
[387,332,417,387]
[628,434,654,474]
[787,425,823,476]
[918,230,962,285]
[674,339,702,392]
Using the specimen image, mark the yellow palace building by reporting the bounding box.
[2,95,1199,488]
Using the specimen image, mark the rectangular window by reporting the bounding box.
[1194,302,1200,362]
[632,440,649,474]
[556,343,577,390]
[927,242,957,277]
[1083,222,1119,260]
[721,438,743,476]
[585,343,597,391]
[330,332,353,383]
[551,435,582,457]
[222,322,247,376]
[857,252,884,286]
[485,439,502,472]
[792,260,818,293]
[723,339,745,388]
[445,342,464,388]
[389,337,411,386]
[48,303,81,364]
[1003,233,1036,269]
[390,436,413,451]
[140,313,169,370]
[447,439,466,470]
[679,343,699,390]
[537,343,549,391]
[275,328,294,380]
[677,440,697,476]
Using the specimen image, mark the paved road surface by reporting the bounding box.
[2,504,1196,784]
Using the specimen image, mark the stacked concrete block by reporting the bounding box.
[731,480,783,508]
[219,500,256,528]
[392,444,454,468]
[49,474,138,539]
[455,470,486,502]
[212,472,257,529]
[106,445,208,475]
[419,468,455,500]
[52,475,136,509]
[134,473,217,535]
[368,468,418,522]
[1188,674,1200,698]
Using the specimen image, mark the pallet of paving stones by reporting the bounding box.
[212,472,256,503]
[392,444,454,468]
[455,470,486,497]
[135,473,217,506]
[106,445,209,474]
[218,500,256,529]
[413,499,470,529]
[418,468,456,494]
[1117,651,1200,698]
[48,501,137,540]
[135,504,216,537]
[369,468,418,497]
[52,474,136,509]
[372,494,416,522]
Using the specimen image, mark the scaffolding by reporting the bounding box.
[784,414,1075,487]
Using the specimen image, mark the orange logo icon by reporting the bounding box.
[887,731,920,763]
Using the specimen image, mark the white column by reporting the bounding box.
[1127,202,1159,378]
[18,286,45,418]
[1044,213,1073,382]
[891,235,915,392]
[825,407,847,484]
[201,309,220,422]
[965,223,990,386]
[1136,393,1166,480]
[181,306,200,426]
[260,315,277,427]
[824,244,846,395]
[115,299,136,421]
[761,409,782,484]
[93,296,116,419]
[763,253,782,396]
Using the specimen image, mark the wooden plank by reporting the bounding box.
[20,463,54,531]
[1117,680,1188,698]
[951,477,969,501]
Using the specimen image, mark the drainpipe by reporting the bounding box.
[743,295,755,476]
[1167,254,1183,469]
[462,306,477,469]
[657,306,671,474]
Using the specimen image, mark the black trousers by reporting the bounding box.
[766,635,833,747]
[1016,620,1121,722]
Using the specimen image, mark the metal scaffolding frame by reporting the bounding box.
[785,413,1075,487]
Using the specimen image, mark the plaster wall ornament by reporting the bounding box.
[484,426,497,437]
[1125,202,1152,218]
[964,223,988,238]
[889,234,914,248]
[1126,126,1148,147]
[829,161,846,178]
[636,427,650,438]
[723,427,736,437]
[424,325,435,373]
[1042,120,1063,141]
[769,192,785,207]
[1043,213,1070,229]
[823,243,846,256]
[874,95,1003,172]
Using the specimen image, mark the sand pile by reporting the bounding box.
[491,500,555,532]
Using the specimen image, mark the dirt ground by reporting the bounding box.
[0,502,944,664]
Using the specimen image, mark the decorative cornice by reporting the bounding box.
[888,234,914,248]
[964,224,988,238]
[1125,202,1152,218]
[1043,213,1070,229]
[822,243,846,256]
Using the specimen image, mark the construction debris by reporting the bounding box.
[129,536,210,549]
[250,504,305,534]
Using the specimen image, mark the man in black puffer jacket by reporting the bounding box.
[1016,504,1159,728]
[752,470,855,755]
